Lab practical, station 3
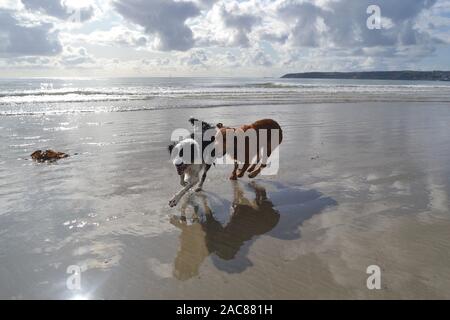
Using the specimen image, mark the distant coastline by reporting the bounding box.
[281,71,450,81]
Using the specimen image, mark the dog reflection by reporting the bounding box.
[170,181,279,280]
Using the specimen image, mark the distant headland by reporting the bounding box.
[281,71,450,81]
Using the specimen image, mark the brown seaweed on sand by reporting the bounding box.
[31,150,69,162]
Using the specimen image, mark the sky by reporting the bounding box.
[0,0,449,77]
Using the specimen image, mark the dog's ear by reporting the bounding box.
[168,143,175,155]
[202,121,213,131]
[188,117,198,126]
[216,123,223,129]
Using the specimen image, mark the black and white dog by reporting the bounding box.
[168,118,216,207]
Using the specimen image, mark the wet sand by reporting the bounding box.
[1,102,450,299]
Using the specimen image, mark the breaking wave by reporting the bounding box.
[1,78,450,116]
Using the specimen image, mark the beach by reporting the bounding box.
[1,78,450,299]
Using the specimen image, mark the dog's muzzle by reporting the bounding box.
[176,163,187,176]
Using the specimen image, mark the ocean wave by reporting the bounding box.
[2,82,449,96]
[215,81,450,90]
[0,95,152,105]
[1,79,450,116]
[2,95,450,116]
[2,87,449,105]
[0,90,125,98]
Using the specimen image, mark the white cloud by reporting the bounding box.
[62,25,149,48]
[220,5,261,47]
[21,0,95,22]
[277,0,440,49]
[181,49,209,66]
[195,0,219,10]
[0,9,62,57]
[0,0,24,10]
[113,0,201,51]
[59,46,95,66]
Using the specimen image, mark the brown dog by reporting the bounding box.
[215,119,283,180]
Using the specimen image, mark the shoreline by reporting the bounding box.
[3,99,450,117]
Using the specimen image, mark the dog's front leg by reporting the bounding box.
[179,173,187,186]
[169,178,199,207]
[195,165,211,192]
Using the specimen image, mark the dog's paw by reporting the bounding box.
[229,175,238,180]
[169,197,178,207]
[195,187,202,192]
[180,181,188,187]
[248,171,259,179]
[237,171,247,178]
[170,215,186,225]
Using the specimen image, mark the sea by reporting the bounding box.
[1,77,450,116]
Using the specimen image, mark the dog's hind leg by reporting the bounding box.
[195,165,211,192]
[246,154,262,176]
[248,164,267,179]
[230,161,239,180]
[246,131,261,175]
[237,163,250,178]
[247,163,258,173]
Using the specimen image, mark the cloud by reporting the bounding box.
[0,0,23,10]
[65,26,149,48]
[0,9,62,57]
[196,0,219,9]
[252,49,272,67]
[242,48,273,67]
[180,49,209,67]
[21,0,95,22]
[277,0,439,50]
[142,57,170,66]
[260,32,289,44]
[277,1,326,47]
[59,46,95,66]
[113,0,201,51]
[5,56,54,69]
[220,5,261,47]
